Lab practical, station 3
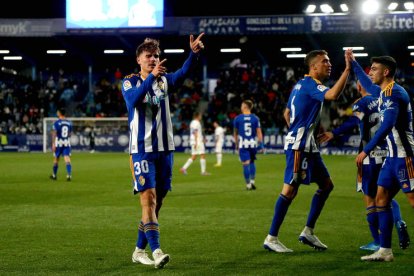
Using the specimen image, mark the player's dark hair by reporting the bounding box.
[136,38,160,57]
[304,50,328,69]
[370,56,397,78]
[57,108,66,116]
[193,111,201,118]
[243,99,254,110]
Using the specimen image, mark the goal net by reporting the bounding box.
[42,117,129,153]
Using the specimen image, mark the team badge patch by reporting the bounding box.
[317,84,327,92]
[403,183,409,189]
[123,80,132,91]
[138,175,145,186]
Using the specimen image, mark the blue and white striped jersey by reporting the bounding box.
[284,75,329,152]
[233,114,261,149]
[53,119,72,147]
[364,82,414,157]
[352,60,414,157]
[122,52,198,154]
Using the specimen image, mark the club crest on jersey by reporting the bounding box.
[138,175,145,186]
[123,80,132,91]
[317,84,327,92]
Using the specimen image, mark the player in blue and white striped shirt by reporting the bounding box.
[121,34,205,268]
[233,99,263,190]
[264,49,351,253]
[49,108,72,181]
[354,55,414,262]
[318,78,409,252]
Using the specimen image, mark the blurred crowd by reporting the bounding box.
[1,61,413,139]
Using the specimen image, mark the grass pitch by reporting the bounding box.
[0,152,413,275]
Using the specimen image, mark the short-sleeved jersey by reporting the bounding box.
[284,75,329,152]
[233,114,261,149]
[122,52,198,154]
[214,126,225,144]
[190,119,204,146]
[53,119,72,147]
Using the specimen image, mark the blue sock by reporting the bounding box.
[144,222,160,252]
[66,162,72,176]
[243,164,250,184]
[249,162,256,180]
[391,199,402,224]
[306,188,332,228]
[366,206,380,244]
[136,221,148,249]
[269,194,291,236]
[377,205,394,248]
[53,164,58,175]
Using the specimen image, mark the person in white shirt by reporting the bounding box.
[213,121,225,167]
[180,111,210,175]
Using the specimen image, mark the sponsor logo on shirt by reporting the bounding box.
[383,99,394,110]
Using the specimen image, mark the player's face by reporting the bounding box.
[369,62,386,85]
[312,54,332,80]
[137,50,160,74]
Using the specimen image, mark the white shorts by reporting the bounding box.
[191,143,205,155]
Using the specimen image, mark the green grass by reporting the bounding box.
[0,152,413,275]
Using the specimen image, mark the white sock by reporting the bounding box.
[183,158,193,170]
[217,153,222,165]
[200,158,206,173]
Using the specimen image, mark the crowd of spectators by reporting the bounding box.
[1,60,413,141]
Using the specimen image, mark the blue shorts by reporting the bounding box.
[357,160,383,198]
[130,151,173,194]
[54,146,71,158]
[283,150,329,185]
[378,157,414,193]
[239,148,257,162]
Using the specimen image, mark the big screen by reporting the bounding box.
[66,0,164,29]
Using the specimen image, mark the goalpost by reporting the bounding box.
[42,117,129,153]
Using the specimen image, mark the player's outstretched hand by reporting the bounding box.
[190,33,205,53]
[317,132,334,143]
[152,58,167,78]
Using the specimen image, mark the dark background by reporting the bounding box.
[0,1,413,76]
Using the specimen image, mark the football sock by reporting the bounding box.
[136,221,148,249]
[269,194,291,236]
[183,158,193,170]
[200,158,206,173]
[66,162,72,175]
[144,222,160,252]
[366,206,380,244]
[391,199,402,223]
[217,153,222,165]
[243,164,250,184]
[306,188,332,228]
[249,162,256,180]
[377,205,394,248]
[53,164,58,175]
